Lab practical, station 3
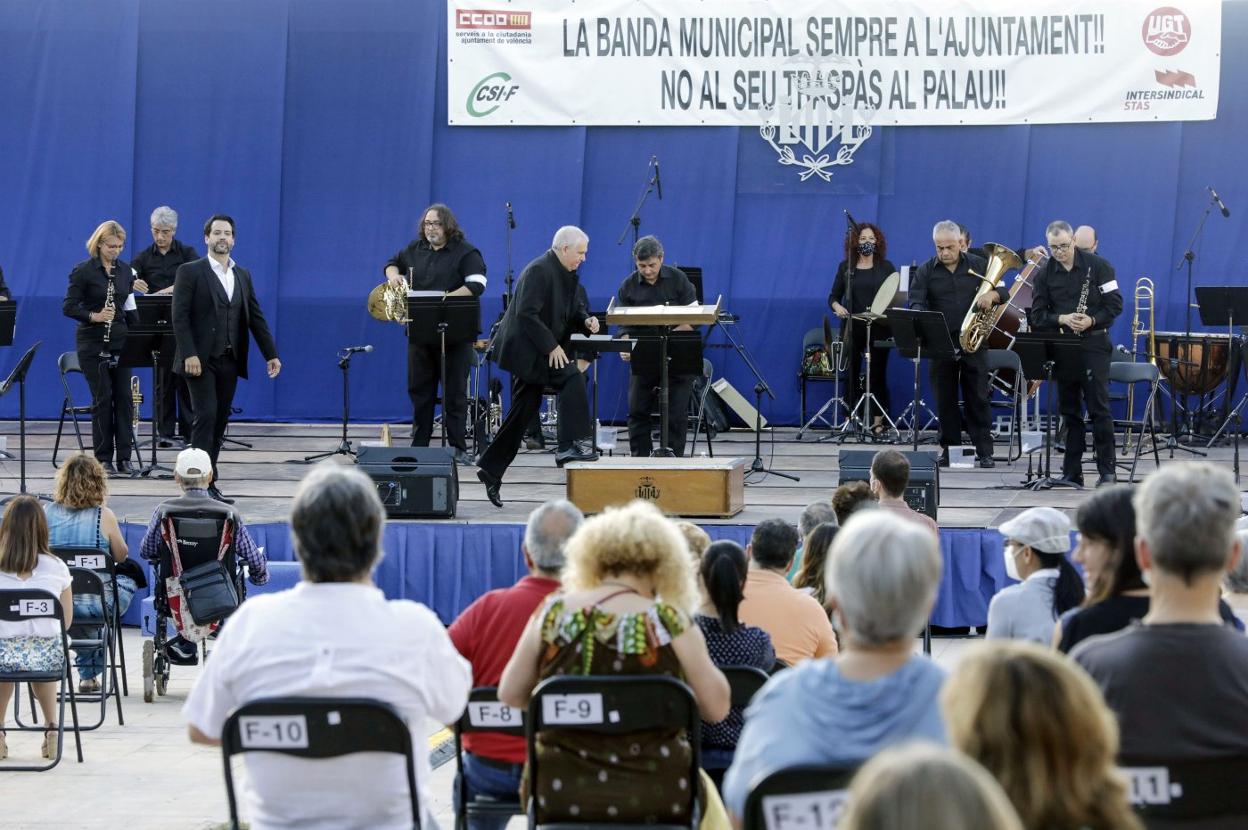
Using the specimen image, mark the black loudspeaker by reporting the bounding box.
[355,446,458,518]
[837,450,940,520]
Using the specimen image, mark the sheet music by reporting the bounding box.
[123,293,138,312]
[408,290,443,298]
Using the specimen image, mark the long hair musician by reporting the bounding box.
[63,220,148,475]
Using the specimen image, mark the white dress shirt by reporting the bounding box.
[209,255,236,301]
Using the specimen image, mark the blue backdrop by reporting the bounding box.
[2,0,1245,425]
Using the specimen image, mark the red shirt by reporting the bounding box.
[448,575,561,762]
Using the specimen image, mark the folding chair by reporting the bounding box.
[688,358,716,457]
[526,674,702,830]
[221,696,420,830]
[454,686,526,830]
[702,666,770,786]
[52,352,92,468]
[799,327,841,427]
[51,545,130,697]
[1119,755,1248,829]
[985,349,1025,462]
[741,764,859,830]
[1109,361,1162,483]
[0,588,83,770]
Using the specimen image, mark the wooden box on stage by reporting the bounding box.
[565,457,746,518]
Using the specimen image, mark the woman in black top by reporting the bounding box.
[828,222,897,433]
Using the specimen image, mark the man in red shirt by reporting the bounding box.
[448,499,584,827]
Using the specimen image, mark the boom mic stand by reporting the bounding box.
[291,346,369,463]
[617,156,661,257]
[713,319,800,483]
[1170,188,1225,448]
[503,201,516,310]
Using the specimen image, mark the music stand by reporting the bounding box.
[408,294,480,448]
[888,309,954,453]
[0,300,15,460]
[1013,332,1083,490]
[0,341,51,503]
[126,295,177,477]
[1200,287,1248,450]
[630,331,703,457]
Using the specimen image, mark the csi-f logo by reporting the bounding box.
[635,476,661,500]
[467,72,520,117]
[1143,7,1190,56]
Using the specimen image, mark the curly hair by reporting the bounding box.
[843,221,887,264]
[941,641,1142,830]
[832,480,876,525]
[561,500,699,614]
[421,203,465,245]
[53,453,109,509]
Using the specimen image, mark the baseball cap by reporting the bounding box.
[175,448,214,478]
[998,507,1071,554]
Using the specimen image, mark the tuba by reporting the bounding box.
[959,243,1023,353]
[368,271,411,324]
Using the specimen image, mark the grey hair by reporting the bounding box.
[827,510,942,645]
[524,499,584,573]
[932,220,960,239]
[551,225,588,251]
[632,235,664,261]
[177,472,213,490]
[799,500,838,537]
[150,206,178,228]
[290,462,387,583]
[1226,529,1248,593]
[1135,462,1239,584]
[1045,220,1073,239]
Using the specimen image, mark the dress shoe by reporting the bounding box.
[555,440,599,468]
[115,460,136,475]
[207,485,235,505]
[452,448,476,466]
[976,455,996,469]
[1097,473,1117,488]
[476,468,503,508]
[937,450,950,468]
[101,461,118,475]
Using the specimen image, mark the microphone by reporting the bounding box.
[1115,344,1131,356]
[341,345,373,354]
[506,201,516,229]
[1209,186,1231,218]
[844,209,860,231]
[651,155,663,200]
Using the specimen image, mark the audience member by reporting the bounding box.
[787,499,837,580]
[695,540,775,781]
[1073,462,1248,761]
[448,499,583,829]
[792,522,838,609]
[840,743,1023,830]
[831,480,875,524]
[1224,527,1248,626]
[0,496,74,761]
[722,511,946,818]
[738,518,837,665]
[675,520,711,564]
[139,448,269,665]
[44,453,147,693]
[184,463,471,829]
[869,450,937,536]
[499,500,730,825]
[943,641,1141,830]
[986,507,1084,643]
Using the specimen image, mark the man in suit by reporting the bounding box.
[475,226,599,507]
[172,214,281,503]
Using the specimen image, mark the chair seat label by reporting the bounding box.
[238,715,310,749]
[71,554,107,570]
[541,693,604,725]
[761,791,850,830]
[468,701,523,727]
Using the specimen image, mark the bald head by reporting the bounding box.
[1074,225,1098,253]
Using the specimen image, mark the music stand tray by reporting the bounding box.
[0,299,16,347]
[407,295,480,346]
[1013,331,1084,489]
[887,309,954,452]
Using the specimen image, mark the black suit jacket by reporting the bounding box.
[492,249,588,385]
[171,257,278,380]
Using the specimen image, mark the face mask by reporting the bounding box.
[1003,545,1021,581]
[857,241,876,257]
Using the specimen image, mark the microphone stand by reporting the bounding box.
[713,319,800,483]
[1170,192,1218,449]
[617,158,660,257]
[839,212,861,436]
[503,202,516,310]
[292,348,364,463]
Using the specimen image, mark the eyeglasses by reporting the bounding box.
[423,220,444,227]
[1050,243,1073,252]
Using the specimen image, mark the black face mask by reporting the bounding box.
[857,241,876,257]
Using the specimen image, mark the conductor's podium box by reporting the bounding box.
[565,457,746,518]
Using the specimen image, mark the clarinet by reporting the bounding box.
[99,276,116,358]
[1073,275,1091,338]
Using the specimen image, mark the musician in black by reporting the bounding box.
[384,204,485,465]
[1030,220,1123,487]
[909,220,1003,468]
[131,205,199,444]
[829,221,897,432]
[616,235,698,457]
[0,264,10,299]
[63,220,149,474]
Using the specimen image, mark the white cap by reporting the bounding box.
[175,448,214,478]
[998,507,1071,554]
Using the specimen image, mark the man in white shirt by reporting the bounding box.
[183,463,471,829]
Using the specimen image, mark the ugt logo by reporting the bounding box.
[1142,7,1191,56]
[635,476,661,501]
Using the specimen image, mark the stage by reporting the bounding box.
[3,420,1240,630]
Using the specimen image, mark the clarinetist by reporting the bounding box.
[64,220,147,475]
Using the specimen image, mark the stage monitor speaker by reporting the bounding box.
[355,446,458,518]
[711,378,768,430]
[837,449,940,520]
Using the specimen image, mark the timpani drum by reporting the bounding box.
[1155,331,1230,395]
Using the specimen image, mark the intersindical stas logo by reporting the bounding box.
[467,72,520,117]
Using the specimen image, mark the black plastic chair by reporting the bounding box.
[741,764,859,830]
[1109,361,1162,483]
[526,674,702,830]
[52,352,92,468]
[702,666,770,783]
[454,686,526,830]
[1120,756,1248,829]
[221,696,420,830]
[51,545,130,698]
[985,348,1025,462]
[0,588,83,771]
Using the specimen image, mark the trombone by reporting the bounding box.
[1124,277,1156,451]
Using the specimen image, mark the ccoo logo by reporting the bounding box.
[467,72,520,117]
[1142,7,1191,56]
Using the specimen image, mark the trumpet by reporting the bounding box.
[368,268,411,324]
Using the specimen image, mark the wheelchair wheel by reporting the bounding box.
[142,640,155,704]
[155,652,169,697]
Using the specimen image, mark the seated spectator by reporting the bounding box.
[448,499,583,829]
[787,499,837,580]
[1073,462,1248,762]
[831,480,875,524]
[986,507,1084,644]
[499,500,730,825]
[139,448,268,665]
[792,522,838,609]
[0,496,74,761]
[675,520,711,564]
[184,463,471,829]
[738,518,837,665]
[722,511,946,819]
[44,453,147,693]
[1223,526,1248,626]
[694,540,775,780]
[942,641,1141,830]
[869,450,937,536]
[840,743,1023,830]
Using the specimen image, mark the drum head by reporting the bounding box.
[869,271,901,316]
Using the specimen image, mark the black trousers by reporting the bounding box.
[929,349,994,456]
[844,322,891,417]
[1056,336,1115,480]
[408,339,473,450]
[478,364,591,481]
[156,339,193,439]
[183,351,240,482]
[627,370,695,456]
[78,348,133,465]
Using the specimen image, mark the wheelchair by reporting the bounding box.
[142,509,248,703]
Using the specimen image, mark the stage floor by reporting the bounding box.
[3,421,1238,528]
